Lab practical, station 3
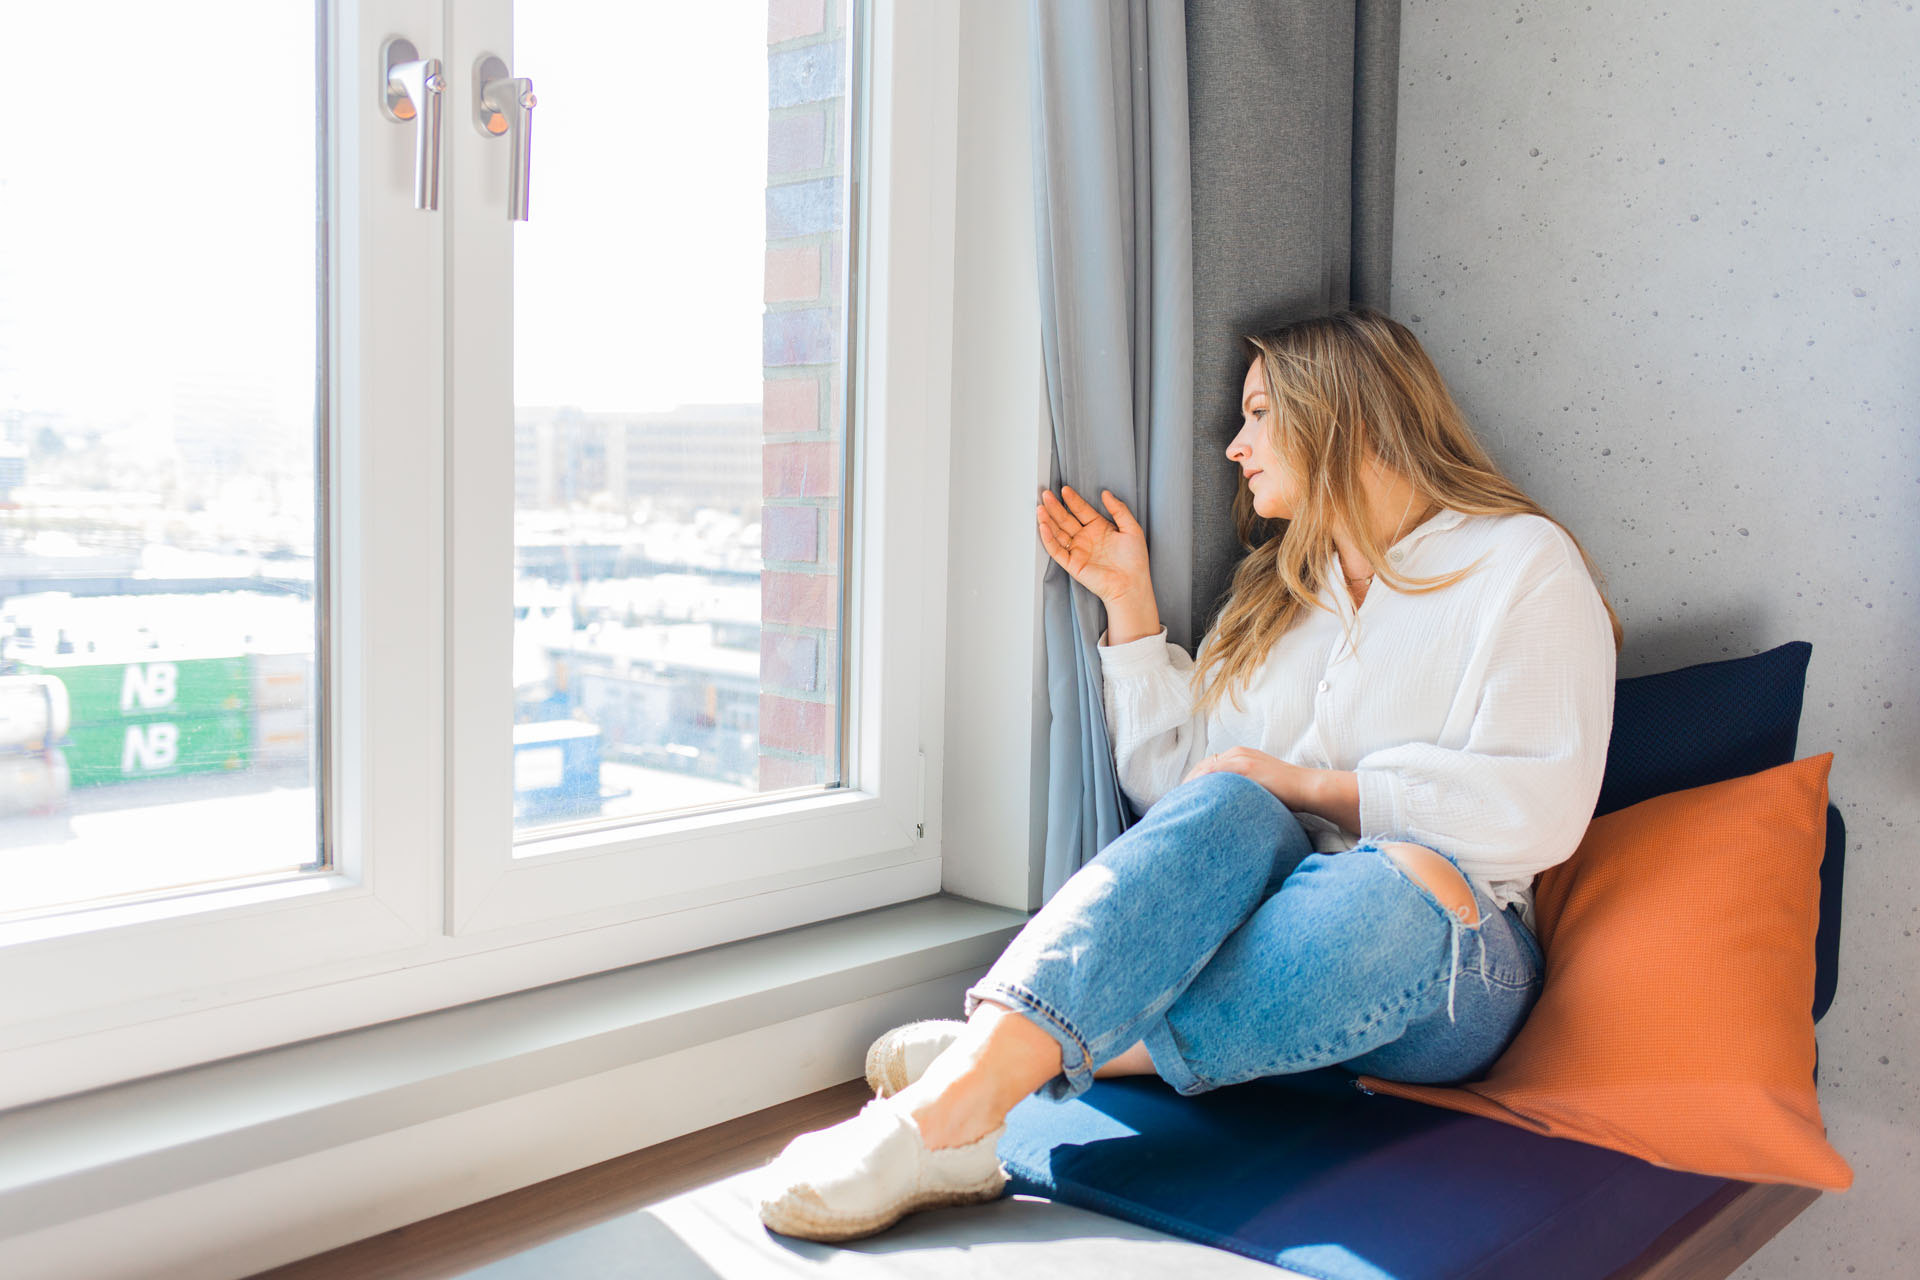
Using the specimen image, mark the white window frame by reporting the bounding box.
[0,0,960,1110]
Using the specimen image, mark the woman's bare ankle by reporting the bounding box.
[892,1074,1005,1150]
[1093,1039,1157,1079]
[891,999,1065,1149]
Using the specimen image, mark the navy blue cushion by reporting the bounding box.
[1596,640,1811,816]
[998,1073,1732,1280]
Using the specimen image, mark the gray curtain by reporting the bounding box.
[1032,0,1194,903]
[1032,0,1400,904]
[1187,0,1401,637]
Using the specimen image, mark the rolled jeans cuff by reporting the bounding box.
[963,979,1097,1102]
[1138,1012,1208,1096]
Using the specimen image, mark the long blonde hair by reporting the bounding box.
[1191,308,1625,721]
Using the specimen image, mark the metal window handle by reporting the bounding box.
[474,54,535,221]
[380,37,445,211]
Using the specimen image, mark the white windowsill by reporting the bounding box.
[0,892,1028,1242]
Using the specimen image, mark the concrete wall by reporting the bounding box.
[1391,2,1917,1274]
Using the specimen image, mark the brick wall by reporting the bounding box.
[759,0,847,790]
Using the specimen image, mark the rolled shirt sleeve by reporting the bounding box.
[1097,624,1211,815]
[1352,539,1617,884]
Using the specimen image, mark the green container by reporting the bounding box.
[62,711,252,787]
[17,655,253,725]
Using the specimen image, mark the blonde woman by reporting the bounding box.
[755,308,1623,1242]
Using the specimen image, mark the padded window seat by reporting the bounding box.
[996,814,1840,1280]
[995,641,1844,1279]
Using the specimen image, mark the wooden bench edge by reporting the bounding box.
[1609,1179,1822,1280]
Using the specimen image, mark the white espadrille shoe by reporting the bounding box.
[754,1094,1008,1242]
[863,1018,967,1097]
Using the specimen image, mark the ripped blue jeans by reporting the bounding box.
[962,771,1546,1101]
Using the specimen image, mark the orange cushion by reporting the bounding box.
[1355,753,1853,1191]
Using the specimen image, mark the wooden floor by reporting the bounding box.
[249,1077,876,1280]
[252,1079,1820,1280]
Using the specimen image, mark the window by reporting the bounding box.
[0,0,954,1107]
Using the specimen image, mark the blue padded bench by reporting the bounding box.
[996,641,1840,1280]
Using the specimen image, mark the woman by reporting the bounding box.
[755,308,1623,1242]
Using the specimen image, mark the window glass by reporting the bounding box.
[510,2,852,836]
[0,2,322,921]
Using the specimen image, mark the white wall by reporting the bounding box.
[1391,2,1918,1275]
[940,0,1050,912]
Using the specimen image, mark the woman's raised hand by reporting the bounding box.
[1036,484,1153,604]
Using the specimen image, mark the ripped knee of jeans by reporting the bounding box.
[1380,840,1482,929]
[1377,841,1491,1023]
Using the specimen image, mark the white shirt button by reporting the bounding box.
[1388,549,1405,562]
[1317,679,1330,692]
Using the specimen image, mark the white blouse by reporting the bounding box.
[1096,508,1617,938]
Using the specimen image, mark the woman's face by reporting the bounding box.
[1226,356,1301,521]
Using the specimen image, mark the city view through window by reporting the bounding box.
[0,1,852,921]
